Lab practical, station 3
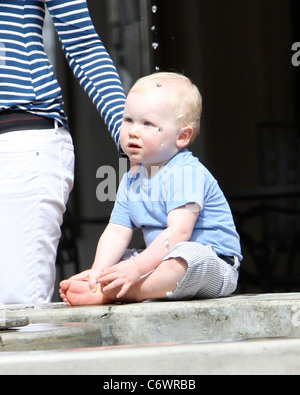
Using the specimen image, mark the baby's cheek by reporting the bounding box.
[144,136,161,153]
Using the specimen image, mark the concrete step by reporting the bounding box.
[3,293,300,345]
[1,293,300,374]
[0,323,102,352]
[0,316,29,330]
[1,338,300,375]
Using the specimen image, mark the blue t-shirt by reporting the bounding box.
[110,149,242,261]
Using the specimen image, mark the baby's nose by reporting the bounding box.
[129,125,140,138]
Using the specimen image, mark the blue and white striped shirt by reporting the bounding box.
[0,0,126,148]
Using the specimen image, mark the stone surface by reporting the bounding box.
[0,316,29,330]
[1,338,300,375]
[1,293,300,374]
[0,322,102,352]
[4,293,300,346]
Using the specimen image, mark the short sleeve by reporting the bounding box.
[109,174,136,229]
[163,165,205,214]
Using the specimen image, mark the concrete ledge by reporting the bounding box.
[0,316,29,330]
[0,323,102,352]
[4,293,300,345]
[1,338,300,375]
[1,293,300,374]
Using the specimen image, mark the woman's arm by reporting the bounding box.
[46,0,126,150]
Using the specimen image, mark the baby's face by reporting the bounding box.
[120,87,181,171]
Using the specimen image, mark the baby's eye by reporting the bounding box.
[124,117,133,123]
[144,121,153,127]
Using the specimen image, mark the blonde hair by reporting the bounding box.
[130,72,202,144]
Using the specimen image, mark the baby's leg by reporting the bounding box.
[59,258,187,305]
[129,258,188,302]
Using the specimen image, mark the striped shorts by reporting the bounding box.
[123,242,240,301]
[163,242,240,300]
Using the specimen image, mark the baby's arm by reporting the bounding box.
[89,223,134,292]
[100,204,200,298]
[134,204,200,274]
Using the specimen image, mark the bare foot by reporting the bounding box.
[59,280,115,306]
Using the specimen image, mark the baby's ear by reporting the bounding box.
[176,126,194,149]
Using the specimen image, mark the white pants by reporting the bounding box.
[0,125,74,304]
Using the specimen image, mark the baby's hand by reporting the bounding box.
[99,259,141,299]
[89,269,103,293]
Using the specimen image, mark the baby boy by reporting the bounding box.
[60,72,242,305]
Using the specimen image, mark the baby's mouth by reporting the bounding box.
[128,142,142,151]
